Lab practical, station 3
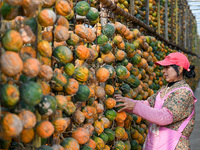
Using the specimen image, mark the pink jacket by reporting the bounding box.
[132,100,173,126]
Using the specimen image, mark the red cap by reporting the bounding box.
[155,52,190,71]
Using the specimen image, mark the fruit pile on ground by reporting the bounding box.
[0,0,199,150]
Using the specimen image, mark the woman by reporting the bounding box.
[115,52,196,150]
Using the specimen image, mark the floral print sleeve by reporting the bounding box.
[163,88,194,123]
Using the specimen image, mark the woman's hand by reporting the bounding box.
[114,94,136,112]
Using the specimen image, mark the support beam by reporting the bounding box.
[165,0,168,40]
[157,0,161,34]
[175,0,178,44]
[185,6,187,48]
[130,0,135,16]
[178,0,182,45]
[145,0,149,26]
[171,0,174,42]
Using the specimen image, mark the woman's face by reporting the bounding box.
[163,66,181,82]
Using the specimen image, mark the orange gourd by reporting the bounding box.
[74,66,89,82]
[105,98,116,109]
[36,120,54,138]
[86,28,96,43]
[0,51,23,77]
[117,41,125,50]
[67,32,80,46]
[125,31,134,40]
[42,31,53,42]
[94,120,104,135]
[116,121,125,127]
[115,126,126,139]
[52,117,71,133]
[63,101,76,116]
[121,132,128,140]
[64,78,79,95]
[1,113,23,137]
[38,65,53,81]
[95,103,104,114]
[137,58,148,68]
[113,35,123,45]
[42,0,56,7]
[95,86,106,98]
[83,123,94,136]
[101,52,115,64]
[94,137,105,150]
[2,30,23,52]
[118,24,127,35]
[96,67,110,82]
[126,63,133,71]
[99,117,111,129]
[73,110,85,124]
[37,80,51,95]
[55,0,72,16]
[88,138,96,150]
[76,45,90,60]
[103,145,110,150]
[61,137,80,150]
[75,24,89,39]
[123,28,131,37]
[54,25,69,42]
[38,55,51,66]
[23,58,41,78]
[114,22,123,31]
[37,40,52,57]
[20,46,36,59]
[82,106,95,119]
[88,86,95,98]
[21,0,40,17]
[72,127,90,144]
[88,48,99,62]
[116,111,127,123]
[18,110,36,129]
[115,50,126,61]
[57,16,69,29]
[104,84,115,95]
[55,95,68,110]
[38,9,56,27]
[20,128,34,144]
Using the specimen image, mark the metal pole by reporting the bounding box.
[145,0,149,26]
[32,4,42,149]
[130,0,135,16]
[178,0,182,45]
[191,17,194,52]
[165,0,168,40]
[184,6,187,48]
[157,0,161,34]
[171,0,174,42]
[180,0,184,47]
[175,0,178,44]
[196,31,198,53]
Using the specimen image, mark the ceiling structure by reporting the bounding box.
[188,0,200,35]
